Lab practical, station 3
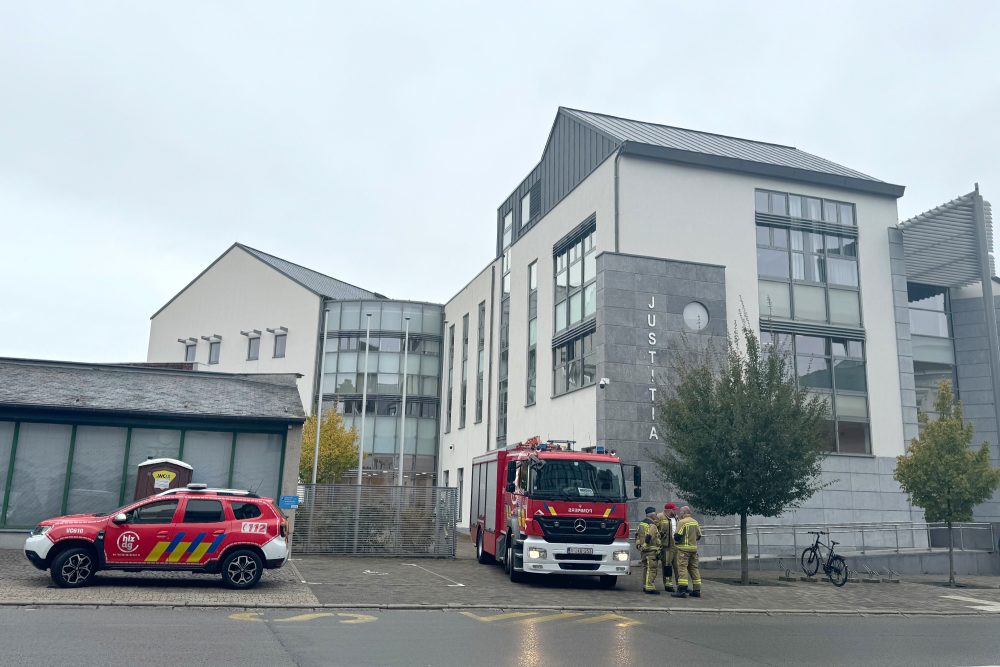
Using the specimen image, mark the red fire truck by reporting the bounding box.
[470,437,641,587]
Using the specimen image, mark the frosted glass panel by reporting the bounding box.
[183,431,233,488]
[829,289,860,326]
[67,426,127,515]
[835,394,868,419]
[758,281,790,318]
[793,284,826,321]
[7,423,72,526]
[340,303,361,329]
[912,335,955,364]
[231,433,283,497]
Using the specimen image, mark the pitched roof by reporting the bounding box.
[236,243,386,300]
[0,358,306,422]
[152,243,386,319]
[559,108,904,197]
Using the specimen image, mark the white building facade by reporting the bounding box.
[439,108,1000,530]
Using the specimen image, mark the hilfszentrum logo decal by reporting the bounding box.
[117,531,140,553]
[573,519,587,533]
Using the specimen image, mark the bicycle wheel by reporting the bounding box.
[827,555,848,587]
[800,547,820,577]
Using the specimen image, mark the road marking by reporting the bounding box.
[275,612,337,623]
[574,613,642,627]
[363,569,388,576]
[337,613,377,624]
[406,562,466,587]
[461,611,539,623]
[941,594,1000,613]
[518,612,584,624]
[229,612,263,622]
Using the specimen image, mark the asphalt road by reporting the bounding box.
[3,606,1000,667]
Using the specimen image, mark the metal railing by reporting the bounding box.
[696,521,996,561]
[293,484,457,557]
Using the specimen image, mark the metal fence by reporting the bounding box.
[293,484,457,557]
[695,521,996,561]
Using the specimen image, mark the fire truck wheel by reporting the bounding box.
[599,575,617,588]
[476,530,493,564]
[507,539,526,583]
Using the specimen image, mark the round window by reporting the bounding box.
[682,302,710,331]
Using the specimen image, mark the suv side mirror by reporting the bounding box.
[112,513,127,525]
[506,482,516,493]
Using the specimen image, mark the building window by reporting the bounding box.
[184,343,196,363]
[756,221,860,326]
[502,211,513,250]
[208,341,221,365]
[247,337,260,361]
[553,331,596,396]
[762,331,870,454]
[446,324,455,433]
[756,189,856,226]
[526,261,538,406]
[908,283,956,421]
[475,301,485,423]
[521,191,532,229]
[554,227,597,334]
[457,467,464,522]
[460,313,469,428]
[273,334,287,358]
[497,297,510,447]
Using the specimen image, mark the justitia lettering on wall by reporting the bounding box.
[647,295,658,441]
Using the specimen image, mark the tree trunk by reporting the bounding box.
[740,512,749,585]
[947,520,955,588]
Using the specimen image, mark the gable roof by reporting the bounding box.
[152,243,386,319]
[0,357,305,423]
[236,243,386,301]
[558,107,904,198]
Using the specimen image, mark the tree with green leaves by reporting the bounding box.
[299,409,360,484]
[894,381,1000,587]
[653,314,830,584]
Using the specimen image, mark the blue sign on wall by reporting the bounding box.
[278,495,300,509]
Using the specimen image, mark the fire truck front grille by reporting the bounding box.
[557,563,601,571]
[554,553,603,561]
[534,517,622,545]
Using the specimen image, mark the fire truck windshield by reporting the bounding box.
[528,460,626,502]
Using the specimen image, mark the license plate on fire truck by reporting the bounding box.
[567,547,593,555]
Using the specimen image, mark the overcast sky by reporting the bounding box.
[2,1,998,362]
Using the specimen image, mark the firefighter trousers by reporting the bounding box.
[640,550,659,591]
[676,549,701,591]
[660,546,678,588]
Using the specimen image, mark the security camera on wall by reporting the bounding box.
[598,378,610,389]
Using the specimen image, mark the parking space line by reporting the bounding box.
[406,562,466,587]
[517,612,584,624]
[460,611,539,622]
[573,613,641,627]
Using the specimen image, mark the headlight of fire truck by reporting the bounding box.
[613,550,630,562]
[527,547,547,560]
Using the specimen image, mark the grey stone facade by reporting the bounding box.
[952,294,1000,522]
[594,252,727,522]
[889,228,920,448]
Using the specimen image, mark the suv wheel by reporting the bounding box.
[221,549,264,589]
[51,547,96,588]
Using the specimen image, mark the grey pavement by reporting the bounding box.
[2,606,1000,667]
[4,544,1000,616]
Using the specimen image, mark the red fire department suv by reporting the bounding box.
[23,484,289,589]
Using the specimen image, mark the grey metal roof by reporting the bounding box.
[561,108,903,195]
[237,244,386,300]
[898,189,994,287]
[0,358,306,422]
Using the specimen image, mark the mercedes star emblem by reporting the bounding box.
[573,518,587,533]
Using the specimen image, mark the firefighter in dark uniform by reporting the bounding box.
[635,506,661,594]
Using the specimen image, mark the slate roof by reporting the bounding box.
[0,358,306,422]
[560,108,903,195]
[236,244,386,300]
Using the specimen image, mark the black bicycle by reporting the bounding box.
[800,530,849,587]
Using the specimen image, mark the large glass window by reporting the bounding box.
[908,284,951,338]
[553,331,596,396]
[445,324,455,433]
[497,295,510,447]
[247,337,260,361]
[66,426,127,516]
[554,226,597,334]
[756,189,856,226]
[460,314,469,428]
[183,430,233,488]
[527,261,538,406]
[231,433,283,497]
[208,341,221,365]
[475,301,485,423]
[763,331,870,454]
[274,333,287,358]
[755,220,860,326]
[6,423,72,526]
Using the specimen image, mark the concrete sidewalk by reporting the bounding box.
[2,545,999,615]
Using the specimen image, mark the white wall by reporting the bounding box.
[617,157,906,458]
[147,246,320,412]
